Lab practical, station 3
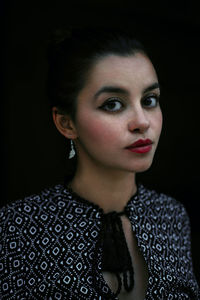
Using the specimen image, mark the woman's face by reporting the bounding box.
[73,53,163,173]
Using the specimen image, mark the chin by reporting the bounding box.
[127,159,153,174]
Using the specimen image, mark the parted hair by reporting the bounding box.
[46,26,147,122]
[46,26,148,178]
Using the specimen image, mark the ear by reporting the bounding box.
[52,107,78,139]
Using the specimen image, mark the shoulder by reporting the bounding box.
[0,183,72,229]
[139,183,186,210]
[138,184,190,224]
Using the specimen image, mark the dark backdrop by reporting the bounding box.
[1,0,200,284]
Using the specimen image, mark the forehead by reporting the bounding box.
[84,53,158,91]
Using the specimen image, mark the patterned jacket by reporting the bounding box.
[0,183,199,299]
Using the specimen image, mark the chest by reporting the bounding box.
[102,216,149,300]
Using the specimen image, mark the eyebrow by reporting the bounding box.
[94,82,160,100]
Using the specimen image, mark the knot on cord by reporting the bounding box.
[101,211,134,295]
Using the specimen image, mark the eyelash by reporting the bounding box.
[142,94,160,108]
[99,98,124,112]
[99,94,160,113]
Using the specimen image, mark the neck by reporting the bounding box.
[69,163,137,213]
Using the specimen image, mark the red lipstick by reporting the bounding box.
[126,139,153,154]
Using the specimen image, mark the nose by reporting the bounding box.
[128,107,150,133]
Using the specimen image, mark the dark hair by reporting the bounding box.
[46,27,148,180]
[47,27,147,122]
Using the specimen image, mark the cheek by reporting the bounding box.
[76,114,119,145]
[154,110,163,136]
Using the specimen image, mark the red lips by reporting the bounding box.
[126,139,153,154]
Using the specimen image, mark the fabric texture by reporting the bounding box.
[0,183,199,299]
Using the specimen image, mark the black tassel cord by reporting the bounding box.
[65,183,134,297]
[100,211,134,296]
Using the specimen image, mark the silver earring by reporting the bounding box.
[69,139,75,159]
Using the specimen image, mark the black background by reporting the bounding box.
[1,0,200,283]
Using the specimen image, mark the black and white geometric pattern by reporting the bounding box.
[0,183,199,299]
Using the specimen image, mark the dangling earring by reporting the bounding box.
[69,139,75,159]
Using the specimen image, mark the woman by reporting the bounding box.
[0,27,199,299]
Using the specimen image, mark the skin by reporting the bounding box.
[53,52,162,298]
[53,52,163,213]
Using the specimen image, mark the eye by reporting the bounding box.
[142,95,160,108]
[99,98,124,112]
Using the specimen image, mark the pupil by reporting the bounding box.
[108,102,116,109]
[145,98,152,105]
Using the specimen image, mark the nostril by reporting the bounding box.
[128,124,150,134]
[133,128,140,133]
[128,112,150,133]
